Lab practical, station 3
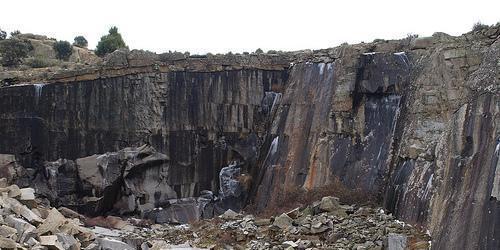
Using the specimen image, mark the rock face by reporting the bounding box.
[254,54,408,209]
[0,68,287,200]
[0,26,499,249]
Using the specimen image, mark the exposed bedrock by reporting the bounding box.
[0,69,287,201]
[0,29,499,249]
[254,52,410,209]
[252,35,499,249]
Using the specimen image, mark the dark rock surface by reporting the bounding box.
[0,69,287,201]
[0,26,499,249]
[254,53,408,209]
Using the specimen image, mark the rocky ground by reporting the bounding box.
[0,176,429,250]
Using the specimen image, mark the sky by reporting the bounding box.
[1,0,499,54]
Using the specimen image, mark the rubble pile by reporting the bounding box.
[0,173,430,249]
[0,179,94,249]
[100,197,431,250]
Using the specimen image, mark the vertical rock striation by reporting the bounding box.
[0,69,287,201]
[254,52,409,209]
[0,27,499,249]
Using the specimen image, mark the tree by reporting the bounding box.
[53,40,73,61]
[10,30,20,37]
[73,36,88,48]
[0,38,33,66]
[95,26,127,57]
[0,28,6,40]
[255,48,264,54]
[472,22,489,32]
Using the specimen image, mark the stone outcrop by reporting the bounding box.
[251,27,499,250]
[6,145,240,223]
[0,24,499,249]
[253,53,409,210]
[0,65,287,205]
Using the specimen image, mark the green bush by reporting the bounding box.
[402,33,419,46]
[0,38,33,66]
[95,26,127,57]
[53,40,73,61]
[73,36,88,48]
[406,33,419,39]
[10,30,20,37]
[472,22,489,32]
[0,29,6,40]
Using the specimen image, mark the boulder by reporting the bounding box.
[296,240,312,249]
[91,226,121,237]
[0,154,19,183]
[37,208,66,235]
[40,235,64,250]
[1,196,43,223]
[282,240,298,248]
[5,215,37,243]
[285,207,301,219]
[28,159,80,210]
[254,218,271,226]
[6,185,21,198]
[120,145,174,212]
[318,196,346,217]
[75,155,101,191]
[103,48,129,68]
[66,223,95,244]
[310,222,329,234]
[0,178,8,188]
[219,163,243,199]
[0,225,17,238]
[220,209,240,220]
[0,236,16,249]
[319,196,339,211]
[26,237,40,247]
[58,207,86,220]
[56,233,81,250]
[273,213,293,229]
[75,145,176,215]
[32,207,51,219]
[96,237,135,250]
[385,233,407,250]
[85,215,132,231]
[144,197,209,224]
[19,188,35,200]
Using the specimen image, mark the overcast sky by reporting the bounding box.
[1,0,499,54]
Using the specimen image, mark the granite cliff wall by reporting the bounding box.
[253,52,409,210]
[250,31,499,249]
[0,27,499,249]
[0,69,287,200]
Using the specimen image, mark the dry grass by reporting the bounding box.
[237,174,252,191]
[253,177,377,218]
[218,231,236,245]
